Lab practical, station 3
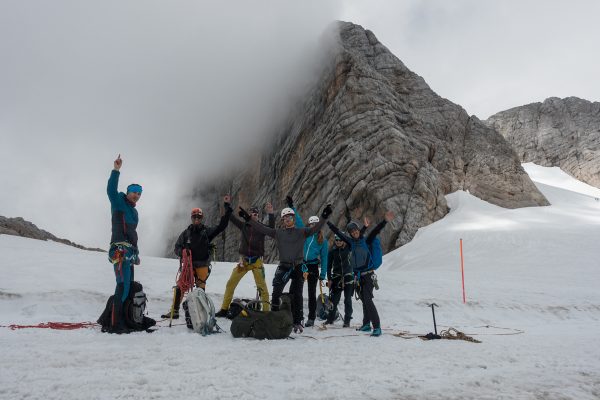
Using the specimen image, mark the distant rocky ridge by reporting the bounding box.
[176,21,549,262]
[0,216,105,252]
[486,97,600,188]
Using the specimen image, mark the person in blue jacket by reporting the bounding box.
[106,154,142,333]
[287,196,328,328]
[327,210,394,337]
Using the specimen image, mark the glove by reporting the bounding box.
[224,202,233,214]
[238,207,251,221]
[286,195,294,208]
[321,204,333,219]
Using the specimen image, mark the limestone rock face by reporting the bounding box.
[186,21,548,262]
[486,97,600,188]
[0,216,104,252]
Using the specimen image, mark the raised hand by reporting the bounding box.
[384,210,395,222]
[363,217,370,228]
[224,194,231,204]
[114,154,122,171]
[286,195,294,209]
[321,204,333,219]
[238,207,251,222]
[265,202,274,214]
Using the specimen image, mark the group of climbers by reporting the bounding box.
[105,155,393,337]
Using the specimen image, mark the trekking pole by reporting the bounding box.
[168,286,177,328]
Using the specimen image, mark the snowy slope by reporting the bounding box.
[1,164,599,400]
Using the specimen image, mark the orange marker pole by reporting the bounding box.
[460,238,466,304]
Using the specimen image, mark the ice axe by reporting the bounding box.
[425,303,442,340]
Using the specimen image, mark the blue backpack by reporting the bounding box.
[368,237,383,270]
[352,237,383,271]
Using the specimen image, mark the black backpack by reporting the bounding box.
[230,294,293,340]
[98,281,156,332]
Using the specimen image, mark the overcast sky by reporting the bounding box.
[1,1,599,254]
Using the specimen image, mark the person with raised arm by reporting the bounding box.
[237,200,332,333]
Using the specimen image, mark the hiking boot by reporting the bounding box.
[343,316,351,328]
[357,324,371,332]
[323,319,334,325]
[293,323,304,334]
[371,328,382,337]
[160,310,179,319]
[305,319,315,327]
[215,309,228,318]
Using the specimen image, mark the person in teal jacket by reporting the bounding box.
[106,154,142,333]
[287,196,328,328]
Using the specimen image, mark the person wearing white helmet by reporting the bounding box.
[237,196,333,333]
[289,197,328,328]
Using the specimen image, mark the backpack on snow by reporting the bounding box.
[182,288,219,336]
[230,294,293,340]
[226,298,263,320]
[97,281,156,332]
[316,293,341,321]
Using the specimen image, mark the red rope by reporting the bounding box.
[1,322,98,330]
[177,249,195,294]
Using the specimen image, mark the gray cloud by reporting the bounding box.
[2,0,598,255]
[0,0,337,254]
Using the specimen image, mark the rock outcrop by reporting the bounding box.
[181,21,548,262]
[0,216,105,252]
[486,97,600,188]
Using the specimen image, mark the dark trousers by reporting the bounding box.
[271,264,294,312]
[358,272,380,329]
[305,263,320,321]
[328,278,354,323]
[286,264,306,324]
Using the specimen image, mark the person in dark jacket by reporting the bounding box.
[215,202,275,316]
[160,196,233,319]
[327,210,394,337]
[238,200,332,333]
[324,233,354,327]
[106,154,142,333]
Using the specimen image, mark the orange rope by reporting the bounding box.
[1,322,98,330]
[177,249,195,294]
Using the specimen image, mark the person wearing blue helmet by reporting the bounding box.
[106,154,142,333]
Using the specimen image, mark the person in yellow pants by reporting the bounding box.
[215,203,275,316]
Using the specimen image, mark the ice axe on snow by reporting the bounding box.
[424,303,442,340]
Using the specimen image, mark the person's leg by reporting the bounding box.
[220,261,249,310]
[343,282,354,326]
[111,254,132,331]
[306,264,319,322]
[271,265,291,311]
[360,274,380,330]
[290,265,305,325]
[251,259,270,311]
[194,266,210,290]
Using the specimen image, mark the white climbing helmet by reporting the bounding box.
[308,216,320,224]
[280,207,295,218]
